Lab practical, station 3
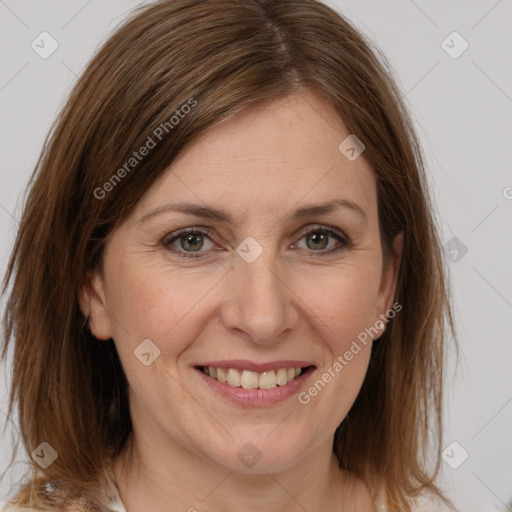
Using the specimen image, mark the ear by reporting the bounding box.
[78,268,113,340]
[375,231,403,333]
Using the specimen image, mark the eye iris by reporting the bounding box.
[181,233,203,252]
[306,231,329,250]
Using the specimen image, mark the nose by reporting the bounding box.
[220,247,299,346]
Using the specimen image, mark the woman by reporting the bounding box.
[1,0,457,510]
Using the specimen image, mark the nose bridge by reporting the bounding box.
[221,240,297,343]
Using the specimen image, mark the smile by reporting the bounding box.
[198,366,308,390]
[194,361,316,407]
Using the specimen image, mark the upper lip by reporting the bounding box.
[195,360,316,373]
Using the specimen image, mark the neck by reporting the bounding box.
[112,430,349,511]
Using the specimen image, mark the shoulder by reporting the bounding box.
[3,502,119,512]
[2,507,39,512]
[2,506,78,512]
[2,498,91,512]
[2,505,44,512]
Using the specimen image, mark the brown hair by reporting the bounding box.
[1,0,457,510]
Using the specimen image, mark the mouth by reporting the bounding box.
[193,362,316,407]
[196,365,314,389]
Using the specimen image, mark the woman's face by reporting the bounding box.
[81,88,402,474]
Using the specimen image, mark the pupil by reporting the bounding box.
[182,233,203,251]
[308,231,327,250]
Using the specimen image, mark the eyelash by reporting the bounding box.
[161,226,351,260]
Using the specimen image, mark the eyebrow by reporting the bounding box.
[138,197,367,225]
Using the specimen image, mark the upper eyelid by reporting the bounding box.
[162,224,349,249]
[162,227,216,245]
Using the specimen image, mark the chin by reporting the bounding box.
[203,435,307,474]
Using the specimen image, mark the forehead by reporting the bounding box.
[133,89,378,224]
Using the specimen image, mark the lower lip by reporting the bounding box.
[195,367,315,407]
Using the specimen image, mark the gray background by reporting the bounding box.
[1,1,511,510]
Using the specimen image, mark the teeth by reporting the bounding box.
[201,366,306,389]
[217,368,227,383]
[227,368,241,387]
[276,368,288,386]
[240,370,259,389]
[259,370,276,389]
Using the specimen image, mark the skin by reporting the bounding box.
[79,88,403,512]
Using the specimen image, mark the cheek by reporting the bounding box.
[104,260,224,358]
[299,261,382,353]
[297,269,378,424]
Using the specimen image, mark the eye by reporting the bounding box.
[162,228,216,258]
[294,226,351,256]
[161,225,351,259]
